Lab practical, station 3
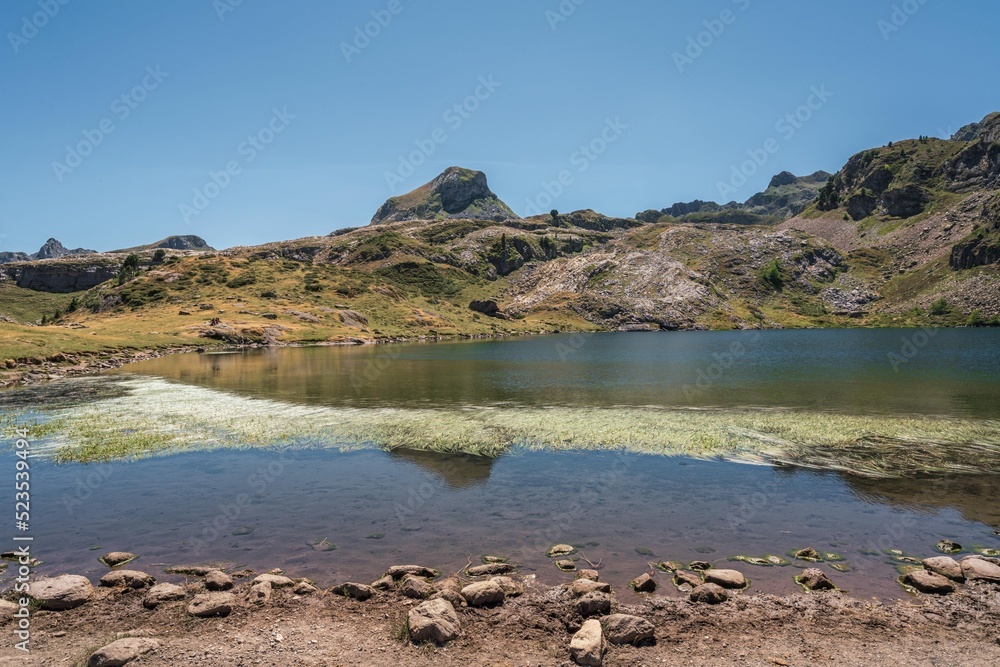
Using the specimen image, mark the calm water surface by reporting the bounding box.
[3,329,999,599]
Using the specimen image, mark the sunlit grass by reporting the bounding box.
[15,376,1000,478]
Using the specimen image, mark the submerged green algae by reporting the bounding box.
[12,376,1000,478]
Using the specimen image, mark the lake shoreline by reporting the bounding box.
[5,561,999,666]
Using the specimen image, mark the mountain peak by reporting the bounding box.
[371,167,520,225]
[34,238,96,260]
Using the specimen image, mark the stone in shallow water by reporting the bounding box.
[630,573,656,593]
[602,613,655,645]
[570,619,606,666]
[87,637,159,667]
[386,565,439,580]
[796,568,837,591]
[548,544,575,558]
[578,569,600,581]
[164,565,214,576]
[673,570,703,590]
[689,561,712,572]
[408,598,460,644]
[935,539,963,554]
[793,547,823,562]
[556,560,577,572]
[922,556,964,582]
[902,570,955,595]
[99,552,138,568]
[704,569,748,590]
[467,562,516,577]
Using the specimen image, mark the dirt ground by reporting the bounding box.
[2,573,999,667]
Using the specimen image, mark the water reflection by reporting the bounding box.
[387,448,496,489]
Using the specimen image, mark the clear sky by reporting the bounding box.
[2,0,998,253]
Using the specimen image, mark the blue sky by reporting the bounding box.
[1,0,998,253]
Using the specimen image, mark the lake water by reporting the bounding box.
[2,329,999,599]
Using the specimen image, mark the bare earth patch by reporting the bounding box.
[2,576,998,666]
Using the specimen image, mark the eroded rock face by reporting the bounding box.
[408,598,461,644]
[29,575,94,610]
[881,184,931,218]
[570,619,606,666]
[87,637,159,667]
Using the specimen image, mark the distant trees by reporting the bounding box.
[760,258,784,290]
[152,248,166,263]
[117,253,141,285]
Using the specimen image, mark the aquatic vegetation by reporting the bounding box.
[547,545,575,558]
[791,547,824,563]
[366,533,385,540]
[634,547,654,556]
[655,561,684,572]
[974,547,1000,557]
[19,376,1000,479]
[935,539,963,554]
[231,527,254,536]
[306,538,337,552]
[481,556,509,564]
[830,563,852,573]
[554,559,576,572]
[765,555,789,566]
[730,555,772,567]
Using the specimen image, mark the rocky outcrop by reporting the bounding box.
[0,251,29,264]
[372,167,520,224]
[3,259,120,293]
[880,184,931,217]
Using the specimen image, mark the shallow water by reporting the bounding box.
[2,329,999,599]
[3,446,998,600]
